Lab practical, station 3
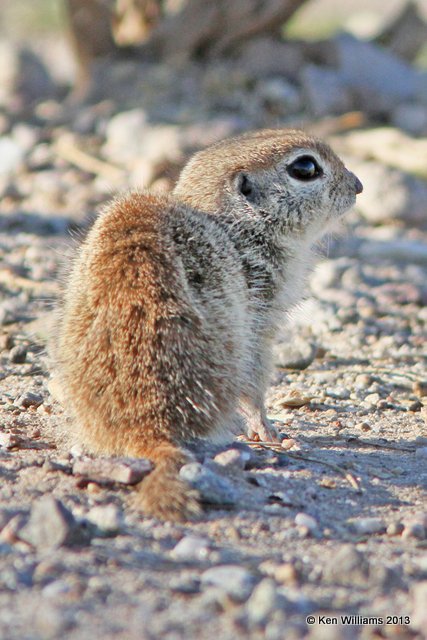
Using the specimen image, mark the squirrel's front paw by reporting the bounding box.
[246,414,280,443]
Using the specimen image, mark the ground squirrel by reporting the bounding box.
[55,128,362,520]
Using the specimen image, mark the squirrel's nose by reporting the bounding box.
[355,176,363,194]
[346,170,363,195]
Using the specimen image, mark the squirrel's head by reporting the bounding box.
[174,129,362,239]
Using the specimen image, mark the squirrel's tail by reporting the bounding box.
[134,442,201,521]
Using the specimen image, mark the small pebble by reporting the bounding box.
[171,535,210,561]
[73,456,152,485]
[14,391,43,408]
[295,512,318,533]
[201,565,256,602]
[357,421,371,432]
[319,478,337,489]
[0,432,22,449]
[180,463,238,505]
[214,447,250,470]
[273,337,317,370]
[0,333,13,350]
[354,374,373,389]
[349,517,386,535]
[323,545,369,586]
[86,504,122,535]
[281,438,296,451]
[402,514,427,540]
[387,522,404,536]
[245,578,280,627]
[8,345,27,363]
[363,393,380,406]
[273,563,299,586]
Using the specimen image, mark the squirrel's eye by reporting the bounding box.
[287,156,322,181]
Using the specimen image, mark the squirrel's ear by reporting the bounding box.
[236,172,258,203]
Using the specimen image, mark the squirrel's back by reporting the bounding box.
[57,191,250,456]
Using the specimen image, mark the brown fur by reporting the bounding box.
[54,129,362,520]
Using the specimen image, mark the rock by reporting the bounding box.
[323,545,369,586]
[353,161,427,226]
[402,514,427,540]
[86,505,122,535]
[14,391,43,409]
[354,374,373,390]
[179,463,238,506]
[0,333,13,350]
[245,578,280,627]
[171,535,210,562]
[333,33,417,112]
[201,565,256,602]
[72,456,152,485]
[0,137,25,176]
[280,391,314,408]
[273,336,317,370]
[362,393,381,407]
[272,563,299,586]
[214,447,251,470]
[300,65,352,117]
[0,433,22,450]
[391,102,427,136]
[19,497,84,550]
[8,344,27,364]
[295,512,319,534]
[325,386,350,400]
[386,522,404,536]
[348,517,386,535]
[411,581,427,632]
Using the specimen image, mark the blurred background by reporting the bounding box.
[1,0,427,222]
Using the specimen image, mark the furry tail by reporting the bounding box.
[135,443,201,521]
